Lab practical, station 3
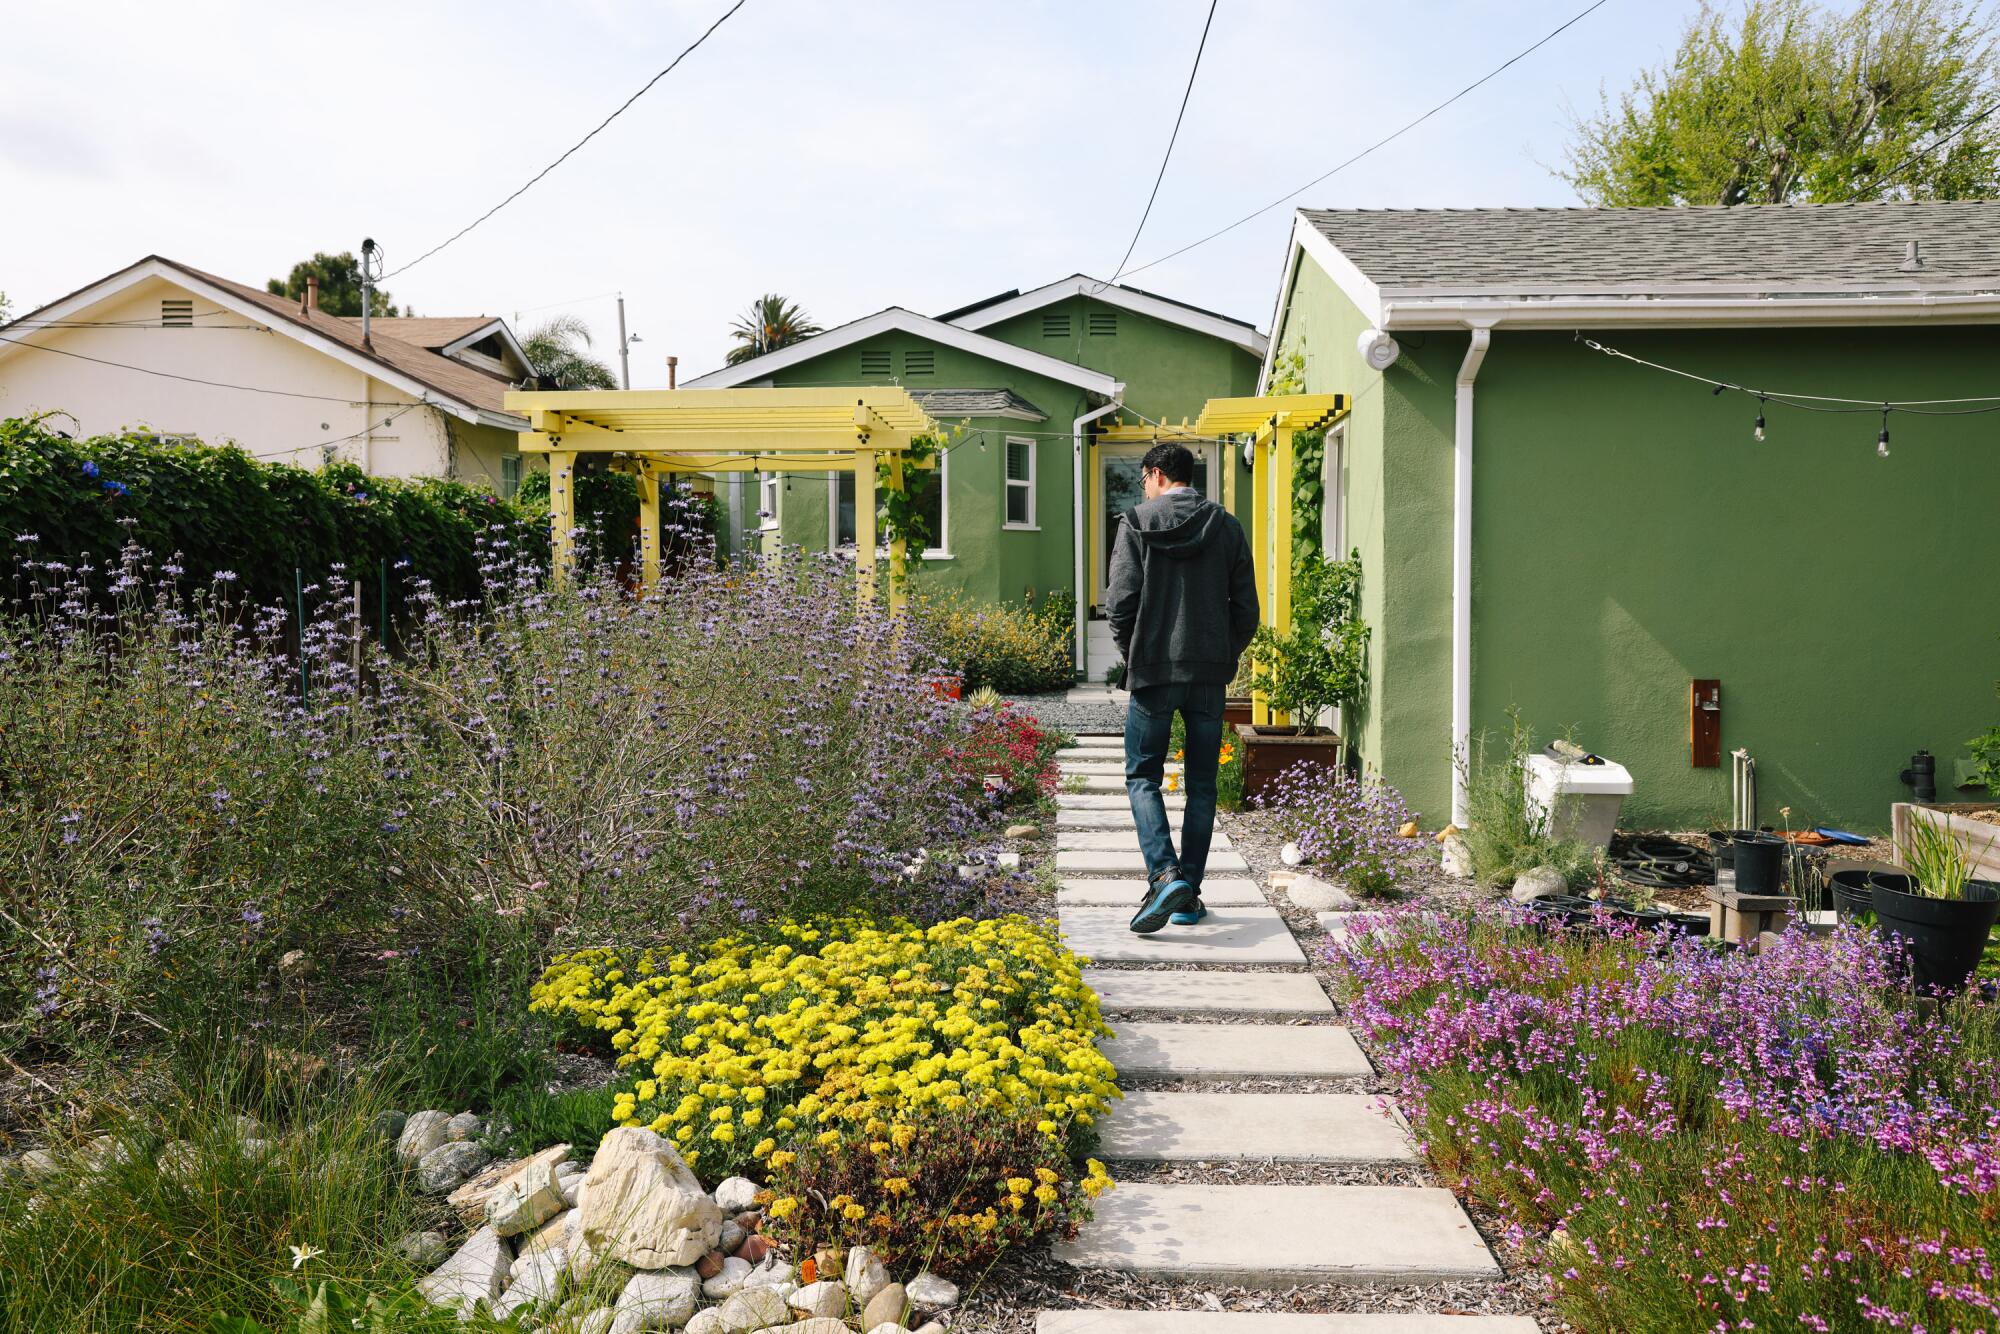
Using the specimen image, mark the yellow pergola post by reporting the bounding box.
[549,450,577,583]
[883,450,908,614]
[854,446,877,607]
[635,460,662,593]
[1266,423,1296,727]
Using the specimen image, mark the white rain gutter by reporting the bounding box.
[1073,396,1124,677]
[1451,323,1494,828]
[1377,289,1978,331]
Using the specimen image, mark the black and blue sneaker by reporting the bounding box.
[1130,876,1197,935]
[1169,898,1207,926]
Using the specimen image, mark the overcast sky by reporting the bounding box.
[3,0,1700,384]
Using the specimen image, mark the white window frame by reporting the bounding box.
[757,472,781,533]
[1002,435,1038,530]
[920,446,951,559]
[1321,422,1346,558]
[499,453,523,499]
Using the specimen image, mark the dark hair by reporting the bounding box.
[1140,442,1195,485]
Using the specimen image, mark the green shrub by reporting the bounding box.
[1246,549,1366,736]
[909,588,1074,694]
[1459,708,1602,888]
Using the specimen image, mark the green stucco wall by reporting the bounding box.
[1278,251,2000,833]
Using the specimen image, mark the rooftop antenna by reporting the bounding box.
[360,238,383,349]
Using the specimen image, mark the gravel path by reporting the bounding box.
[1003,691,1127,739]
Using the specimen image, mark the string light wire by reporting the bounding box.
[1103,0,1220,287]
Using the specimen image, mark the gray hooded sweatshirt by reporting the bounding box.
[1104,487,1260,692]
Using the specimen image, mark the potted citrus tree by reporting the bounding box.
[1238,549,1367,801]
[1872,817,2000,994]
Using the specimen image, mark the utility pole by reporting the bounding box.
[616,294,642,390]
[359,238,381,350]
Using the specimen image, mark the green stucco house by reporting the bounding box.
[685,276,1266,673]
[1266,201,2000,833]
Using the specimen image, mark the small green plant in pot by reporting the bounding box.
[1238,550,1367,801]
[1873,817,2000,994]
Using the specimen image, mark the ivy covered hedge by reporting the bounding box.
[0,415,555,608]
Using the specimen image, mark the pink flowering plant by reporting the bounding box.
[1257,765,1425,896]
[1334,910,1999,1331]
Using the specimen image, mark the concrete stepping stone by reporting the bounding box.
[1053,1182,1501,1286]
[1083,969,1332,1017]
[1070,774,1136,792]
[1058,807,1178,829]
[1060,878,1262,907]
[1038,1313,1542,1333]
[1097,1092,1413,1163]
[1064,687,1130,703]
[1059,849,1249,873]
[1058,906,1306,966]
[1100,1022,1370,1080]
[1057,746,1129,760]
[1060,793,1183,810]
[1058,829,1233,851]
[1060,759,1181,776]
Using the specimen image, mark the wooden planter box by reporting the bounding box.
[1891,802,2000,880]
[1236,723,1342,803]
[1223,696,1253,727]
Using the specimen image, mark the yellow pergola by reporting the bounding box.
[1097,392,1349,724]
[504,386,940,606]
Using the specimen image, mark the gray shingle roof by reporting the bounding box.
[1301,202,2000,293]
[908,388,1047,421]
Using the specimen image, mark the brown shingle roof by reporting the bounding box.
[160,260,521,417]
[345,316,497,349]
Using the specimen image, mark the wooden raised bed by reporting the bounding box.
[1891,802,2000,881]
[1235,723,1342,802]
[1223,696,1253,727]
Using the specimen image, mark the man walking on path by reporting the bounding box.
[1106,441,1260,934]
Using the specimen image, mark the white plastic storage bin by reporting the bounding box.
[1523,753,1633,851]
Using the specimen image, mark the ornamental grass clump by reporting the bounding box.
[1257,765,1424,895]
[530,916,1119,1271]
[1334,910,2000,1331]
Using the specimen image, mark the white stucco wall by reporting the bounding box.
[0,273,501,483]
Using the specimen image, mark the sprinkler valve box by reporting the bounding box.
[1524,753,1633,851]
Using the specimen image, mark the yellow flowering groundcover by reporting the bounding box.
[531,915,1119,1273]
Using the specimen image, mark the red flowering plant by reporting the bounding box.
[943,703,1063,808]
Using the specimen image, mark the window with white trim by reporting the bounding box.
[1321,423,1347,558]
[916,446,948,556]
[758,472,780,531]
[1003,437,1036,528]
[500,454,522,498]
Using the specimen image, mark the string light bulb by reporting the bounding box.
[1753,395,1766,442]
[1877,407,1891,458]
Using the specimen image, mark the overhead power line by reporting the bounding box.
[1848,98,2000,198]
[1105,0,1220,287]
[384,0,751,279]
[1116,0,1614,282]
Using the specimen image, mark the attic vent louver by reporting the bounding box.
[161,298,194,328]
[860,350,892,378]
[1042,314,1071,338]
[1087,312,1118,337]
[903,350,934,375]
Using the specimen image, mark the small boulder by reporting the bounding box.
[696,1249,726,1279]
[1440,827,1473,879]
[1004,822,1039,839]
[843,1245,890,1306]
[1285,872,1356,913]
[416,1140,492,1194]
[718,1219,745,1255]
[905,1271,958,1311]
[494,1245,566,1320]
[862,1281,909,1329]
[277,949,311,984]
[396,1230,452,1267]
[788,1279,847,1317]
[397,1110,452,1164]
[713,1175,760,1213]
[780,1322,850,1334]
[610,1268,700,1333]
[735,1233,771,1265]
[368,1110,408,1145]
[574,1311,617,1334]
[581,1127,723,1270]
[487,1143,574,1237]
[239,1137,275,1163]
[17,1149,59,1182]
[1280,841,1306,866]
[715,1286,788,1332]
[444,1111,485,1142]
[685,1311,726,1334]
[701,1256,752,1299]
[416,1225,511,1316]
[1510,865,1567,904]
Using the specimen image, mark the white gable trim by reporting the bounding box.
[0,258,507,424]
[683,307,1123,397]
[441,319,534,380]
[947,274,1268,357]
[1294,215,1388,330]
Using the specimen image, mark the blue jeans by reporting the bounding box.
[1125,682,1225,892]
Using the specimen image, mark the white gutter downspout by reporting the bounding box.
[1073,396,1123,678]
[1451,324,1493,828]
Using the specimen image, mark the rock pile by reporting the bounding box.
[398,1122,962,1333]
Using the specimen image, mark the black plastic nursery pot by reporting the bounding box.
[1707,831,1737,869]
[1829,869,1877,921]
[1870,878,2000,994]
[1731,832,1786,893]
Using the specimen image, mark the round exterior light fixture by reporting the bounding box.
[1357,328,1401,371]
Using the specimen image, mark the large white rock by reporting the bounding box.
[713,1175,760,1213]
[610,1268,700,1333]
[1280,841,1307,866]
[685,1310,725,1334]
[715,1286,789,1332]
[1440,829,1473,879]
[396,1110,452,1164]
[1286,872,1357,913]
[581,1127,723,1270]
[905,1271,959,1311]
[1511,865,1567,903]
[843,1245,890,1305]
[487,1143,574,1237]
[416,1225,511,1317]
[701,1256,752,1299]
[494,1244,566,1320]
[787,1279,847,1316]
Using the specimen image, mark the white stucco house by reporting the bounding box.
[0,256,536,494]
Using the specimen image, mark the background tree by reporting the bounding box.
[266,252,401,317]
[726,294,822,365]
[0,291,11,323]
[521,314,617,389]
[1562,0,2000,205]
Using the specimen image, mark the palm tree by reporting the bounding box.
[522,315,618,390]
[726,294,822,365]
